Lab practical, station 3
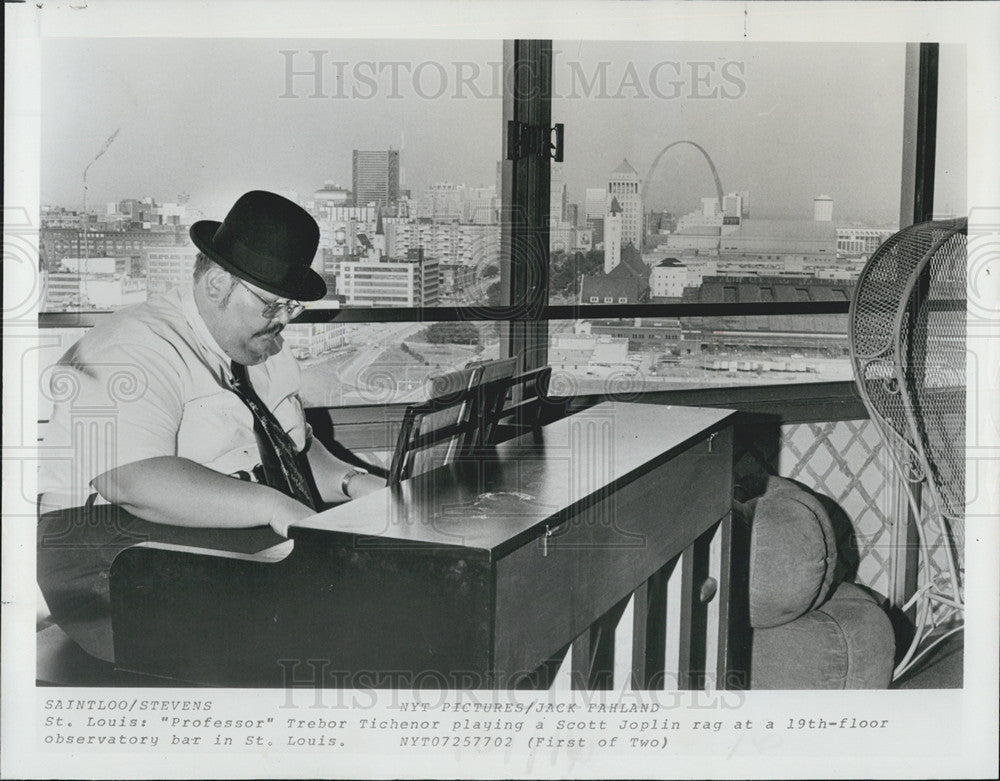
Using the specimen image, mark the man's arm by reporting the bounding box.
[305,438,387,503]
[92,456,315,536]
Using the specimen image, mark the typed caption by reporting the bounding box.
[38,692,903,759]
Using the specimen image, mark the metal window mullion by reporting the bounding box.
[501,39,552,372]
[900,42,939,228]
[38,300,853,330]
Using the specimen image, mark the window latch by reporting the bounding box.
[507,121,564,163]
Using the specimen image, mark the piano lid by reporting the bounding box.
[290,402,736,558]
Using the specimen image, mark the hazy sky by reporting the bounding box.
[41,38,966,224]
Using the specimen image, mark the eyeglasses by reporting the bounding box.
[236,279,305,320]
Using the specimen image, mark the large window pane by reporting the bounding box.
[548,312,850,395]
[40,39,503,318]
[293,320,501,407]
[934,45,967,219]
[546,41,907,381]
[41,38,504,405]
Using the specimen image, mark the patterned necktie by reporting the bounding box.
[230,361,317,510]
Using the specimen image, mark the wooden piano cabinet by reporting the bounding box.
[111,541,494,688]
[493,426,733,686]
[111,402,736,689]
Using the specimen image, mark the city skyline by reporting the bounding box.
[41,39,967,226]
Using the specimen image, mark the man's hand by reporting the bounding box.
[343,472,387,500]
[306,439,388,502]
[267,493,318,537]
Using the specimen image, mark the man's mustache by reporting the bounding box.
[254,324,285,338]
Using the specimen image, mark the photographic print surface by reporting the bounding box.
[4,2,999,779]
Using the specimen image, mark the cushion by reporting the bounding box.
[747,476,838,628]
[750,581,895,689]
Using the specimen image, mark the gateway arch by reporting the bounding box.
[641,141,724,210]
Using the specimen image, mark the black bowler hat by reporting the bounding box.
[190,190,327,301]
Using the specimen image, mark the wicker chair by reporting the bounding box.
[848,217,966,679]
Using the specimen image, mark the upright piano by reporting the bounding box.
[111,402,738,689]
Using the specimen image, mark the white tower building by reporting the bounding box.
[607,159,644,249]
[814,195,834,222]
[604,197,623,274]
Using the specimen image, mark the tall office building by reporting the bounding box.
[386,221,501,269]
[723,192,745,218]
[550,165,568,224]
[418,182,465,222]
[585,188,606,221]
[607,159,644,250]
[814,195,834,222]
[145,246,197,295]
[584,187,607,245]
[352,149,400,209]
[339,251,439,307]
[463,186,499,225]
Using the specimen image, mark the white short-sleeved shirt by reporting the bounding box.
[38,285,309,512]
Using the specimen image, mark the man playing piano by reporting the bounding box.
[37,190,385,662]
